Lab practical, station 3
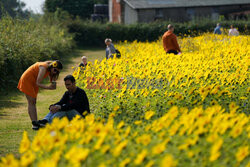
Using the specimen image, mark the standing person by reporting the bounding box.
[79,56,88,68]
[229,25,239,36]
[37,75,90,127]
[162,24,181,55]
[17,60,63,130]
[105,38,116,59]
[214,23,222,35]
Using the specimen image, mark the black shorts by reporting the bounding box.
[167,50,178,55]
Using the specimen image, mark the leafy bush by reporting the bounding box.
[0,16,74,90]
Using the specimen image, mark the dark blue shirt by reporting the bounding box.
[214,26,222,34]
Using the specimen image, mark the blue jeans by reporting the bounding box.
[44,109,82,123]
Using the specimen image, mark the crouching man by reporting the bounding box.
[36,75,90,128]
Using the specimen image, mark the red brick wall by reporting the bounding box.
[112,0,121,23]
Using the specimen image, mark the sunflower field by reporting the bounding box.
[1,34,249,167]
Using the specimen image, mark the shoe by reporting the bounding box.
[32,121,40,130]
[37,119,48,127]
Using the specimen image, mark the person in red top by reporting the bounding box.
[162,24,181,55]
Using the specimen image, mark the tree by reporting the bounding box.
[44,0,108,19]
[0,0,30,18]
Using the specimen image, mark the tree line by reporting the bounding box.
[0,0,30,18]
[0,0,108,19]
[44,0,108,19]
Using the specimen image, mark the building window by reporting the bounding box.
[211,7,219,20]
[212,7,219,13]
[155,9,163,17]
[186,8,195,19]
[155,8,163,21]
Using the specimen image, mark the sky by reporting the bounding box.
[20,0,45,14]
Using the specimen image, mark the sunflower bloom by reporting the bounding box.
[134,149,147,165]
[19,131,30,154]
[161,154,177,167]
[235,146,249,162]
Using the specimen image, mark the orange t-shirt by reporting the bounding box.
[162,30,181,53]
[17,62,50,98]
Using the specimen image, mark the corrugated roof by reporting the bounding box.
[124,0,250,9]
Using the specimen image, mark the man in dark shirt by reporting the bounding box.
[36,75,90,128]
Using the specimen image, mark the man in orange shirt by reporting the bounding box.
[162,24,181,55]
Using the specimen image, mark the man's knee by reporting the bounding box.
[51,111,67,120]
[66,110,82,121]
[50,110,82,122]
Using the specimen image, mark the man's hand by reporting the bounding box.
[49,105,61,113]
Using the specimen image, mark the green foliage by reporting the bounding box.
[44,0,108,19]
[0,0,30,18]
[67,19,250,46]
[42,8,74,28]
[0,16,74,91]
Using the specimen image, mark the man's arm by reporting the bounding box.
[60,98,81,111]
[54,92,68,106]
[162,35,168,52]
[82,91,90,113]
[214,28,217,34]
[48,92,68,113]
[110,44,116,54]
[172,35,181,52]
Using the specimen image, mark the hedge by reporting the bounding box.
[68,19,250,46]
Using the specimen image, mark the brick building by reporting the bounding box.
[109,0,250,24]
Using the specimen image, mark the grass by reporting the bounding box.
[0,48,105,158]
